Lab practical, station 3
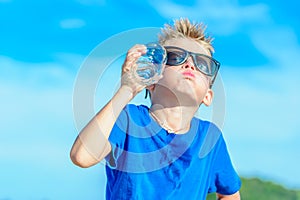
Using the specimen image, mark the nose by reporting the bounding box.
[181,56,196,71]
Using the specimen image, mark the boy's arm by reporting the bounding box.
[70,45,146,168]
[70,86,134,168]
[216,191,240,200]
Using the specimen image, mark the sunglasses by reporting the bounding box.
[164,46,220,84]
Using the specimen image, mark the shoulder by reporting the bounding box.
[118,104,149,120]
[194,119,224,158]
[117,104,150,126]
[193,118,222,137]
[114,104,147,131]
[125,104,149,114]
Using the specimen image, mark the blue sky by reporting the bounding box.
[1,0,300,199]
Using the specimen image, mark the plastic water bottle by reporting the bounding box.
[135,42,167,86]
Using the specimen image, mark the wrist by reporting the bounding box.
[118,85,135,101]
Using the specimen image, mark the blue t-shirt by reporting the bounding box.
[105,104,241,200]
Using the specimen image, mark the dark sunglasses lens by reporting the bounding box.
[166,49,186,65]
[195,56,217,76]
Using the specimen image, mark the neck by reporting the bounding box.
[149,105,197,134]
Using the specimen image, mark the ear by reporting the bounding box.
[146,84,155,93]
[202,89,213,106]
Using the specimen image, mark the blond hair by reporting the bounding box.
[159,18,214,54]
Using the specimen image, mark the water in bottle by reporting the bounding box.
[135,43,167,85]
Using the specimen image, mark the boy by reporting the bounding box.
[70,18,241,199]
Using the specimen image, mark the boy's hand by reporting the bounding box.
[121,44,147,97]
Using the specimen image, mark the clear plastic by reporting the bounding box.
[135,42,167,86]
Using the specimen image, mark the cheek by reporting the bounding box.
[193,74,211,101]
[159,67,181,85]
[195,73,210,89]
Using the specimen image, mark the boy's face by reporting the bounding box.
[150,37,213,107]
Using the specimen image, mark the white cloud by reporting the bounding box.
[0,56,75,87]
[220,61,300,187]
[251,26,300,69]
[0,56,79,198]
[221,26,300,139]
[60,18,86,29]
[149,0,270,35]
[0,56,77,132]
[224,71,300,137]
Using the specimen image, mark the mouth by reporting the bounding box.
[182,71,195,79]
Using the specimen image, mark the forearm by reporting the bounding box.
[91,85,134,139]
[217,191,240,200]
[70,44,146,168]
[70,86,134,168]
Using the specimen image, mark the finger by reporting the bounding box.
[122,46,146,73]
[127,44,147,56]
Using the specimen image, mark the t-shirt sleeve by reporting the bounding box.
[105,105,129,168]
[208,132,241,195]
